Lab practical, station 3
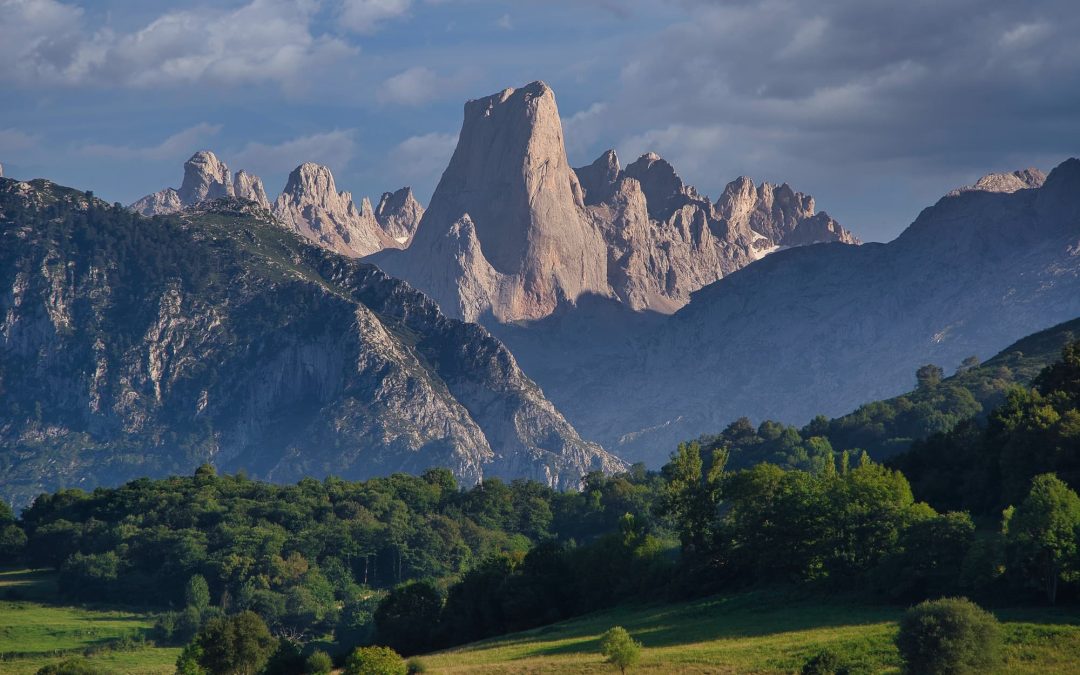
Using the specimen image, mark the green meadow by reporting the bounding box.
[422,591,1080,674]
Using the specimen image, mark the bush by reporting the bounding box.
[801,648,843,675]
[344,646,407,675]
[35,658,106,674]
[406,657,428,674]
[306,650,334,674]
[896,597,1001,674]
[599,626,642,674]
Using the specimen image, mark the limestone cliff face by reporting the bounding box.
[371,81,858,321]
[233,169,271,209]
[375,187,424,245]
[520,158,1080,466]
[132,151,260,216]
[272,163,400,258]
[372,82,613,323]
[0,179,623,505]
[949,168,1047,195]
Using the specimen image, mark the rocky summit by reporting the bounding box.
[371,81,857,322]
[520,158,1080,464]
[131,152,424,258]
[0,177,622,505]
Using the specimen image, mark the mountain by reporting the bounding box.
[517,159,1080,465]
[131,152,424,257]
[371,81,856,322]
[131,150,270,215]
[0,177,623,506]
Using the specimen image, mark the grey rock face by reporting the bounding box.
[372,81,858,323]
[0,178,623,504]
[131,151,267,216]
[179,150,233,204]
[375,187,425,244]
[372,81,612,323]
[521,158,1080,465]
[950,167,1047,195]
[233,169,271,209]
[272,163,399,258]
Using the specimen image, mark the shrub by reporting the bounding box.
[599,626,642,674]
[344,645,407,675]
[801,648,843,675]
[306,650,334,674]
[35,657,106,674]
[896,597,1001,674]
[406,657,428,674]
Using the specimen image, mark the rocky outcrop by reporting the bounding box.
[372,81,612,323]
[374,187,424,245]
[131,151,265,216]
[272,163,401,258]
[372,81,858,322]
[714,176,860,247]
[0,177,624,505]
[233,170,271,209]
[950,168,1047,195]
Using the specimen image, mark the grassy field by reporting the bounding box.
[0,569,178,674]
[421,591,1080,674]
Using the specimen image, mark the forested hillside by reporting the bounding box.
[3,339,1080,670]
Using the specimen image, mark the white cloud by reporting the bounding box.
[230,130,358,175]
[339,0,412,34]
[0,0,355,90]
[496,13,513,30]
[377,66,440,106]
[80,123,222,161]
[389,131,457,183]
[0,127,41,155]
[561,102,609,161]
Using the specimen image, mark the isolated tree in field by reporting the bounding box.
[599,626,642,674]
[344,646,407,675]
[193,611,276,675]
[185,574,211,612]
[1004,473,1080,603]
[895,597,1001,674]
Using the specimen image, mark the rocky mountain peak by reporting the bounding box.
[131,151,269,217]
[576,149,621,206]
[273,163,397,258]
[232,170,270,209]
[952,167,1048,196]
[623,152,697,219]
[375,187,424,244]
[372,80,611,322]
[178,150,233,204]
[715,177,858,246]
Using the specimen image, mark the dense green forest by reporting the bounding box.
[3,339,1079,671]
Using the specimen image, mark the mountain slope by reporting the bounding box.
[0,178,622,505]
[506,159,1080,465]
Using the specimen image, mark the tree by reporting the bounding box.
[185,574,211,613]
[344,646,407,675]
[192,611,276,675]
[599,626,641,674]
[895,598,1001,675]
[306,650,334,674]
[374,582,443,655]
[175,643,207,675]
[1004,473,1080,603]
[916,364,944,390]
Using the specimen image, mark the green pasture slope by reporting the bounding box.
[423,591,1080,674]
[0,569,178,674]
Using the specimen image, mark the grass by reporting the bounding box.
[421,591,1080,674]
[0,569,178,674]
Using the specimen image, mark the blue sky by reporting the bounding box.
[2,0,1078,242]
